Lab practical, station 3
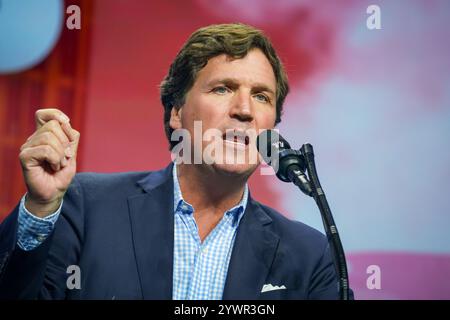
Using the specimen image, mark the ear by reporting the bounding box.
[169,106,183,130]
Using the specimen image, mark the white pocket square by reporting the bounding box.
[261,284,287,293]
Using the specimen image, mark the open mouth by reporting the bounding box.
[222,130,250,146]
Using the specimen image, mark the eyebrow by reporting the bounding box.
[207,78,276,96]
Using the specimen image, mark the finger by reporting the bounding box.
[63,126,80,159]
[20,145,63,172]
[61,122,78,142]
[36,120,71,148]
[21,132,68,167]
[35,108,70,130]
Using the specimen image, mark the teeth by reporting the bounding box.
[223,130,248,145]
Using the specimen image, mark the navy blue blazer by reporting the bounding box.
[0,163,339,299]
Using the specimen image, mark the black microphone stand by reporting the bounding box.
[258,131,350,299]
[298,144,350,300]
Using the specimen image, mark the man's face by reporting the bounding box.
[170,48,277,178]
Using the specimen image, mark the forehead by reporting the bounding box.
[195,49,277,92]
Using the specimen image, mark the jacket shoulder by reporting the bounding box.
[71,171,151,196]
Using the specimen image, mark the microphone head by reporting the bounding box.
[257,129,306,183]
[256,129,291,165]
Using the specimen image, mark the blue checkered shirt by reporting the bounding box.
[17,195,62,251]
[172,164,248,300]
[16,166,248,300]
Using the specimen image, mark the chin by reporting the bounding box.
[211,162,258,179]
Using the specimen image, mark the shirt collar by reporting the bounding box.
[172,163,248,226]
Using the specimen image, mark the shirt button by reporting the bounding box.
[36,235,46,242]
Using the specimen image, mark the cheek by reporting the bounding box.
[256,108,277,128]
[179,103,218,135]
[188,97,229,126]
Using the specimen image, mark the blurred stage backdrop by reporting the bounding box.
[1,0,449,299]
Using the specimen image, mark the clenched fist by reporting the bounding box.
[19,109,80,218]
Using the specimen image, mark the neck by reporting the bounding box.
[176,163,247,214]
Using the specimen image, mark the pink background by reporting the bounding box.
[2,0,450,299]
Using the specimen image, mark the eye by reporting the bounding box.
[212,86,230,94]
[254,93,270,103]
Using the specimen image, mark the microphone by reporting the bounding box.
[256,130,313,196]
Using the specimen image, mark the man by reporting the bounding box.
[0,23,340,299]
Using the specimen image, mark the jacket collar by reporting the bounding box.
[129,163,175,299]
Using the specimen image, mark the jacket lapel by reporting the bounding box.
[128,163,174,299]
[222,197,280,299]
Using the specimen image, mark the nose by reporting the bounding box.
[229,90,254,123]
